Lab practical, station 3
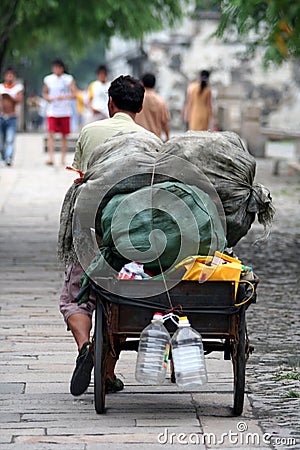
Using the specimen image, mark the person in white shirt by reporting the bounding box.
[43,59,77,166]
[87,65,110,122]
[0,67,24,166]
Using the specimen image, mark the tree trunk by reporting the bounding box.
[0,0,19,74]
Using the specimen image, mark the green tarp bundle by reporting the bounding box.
[85,181,227,277]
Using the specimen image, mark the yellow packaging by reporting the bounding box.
[179,252,242,298]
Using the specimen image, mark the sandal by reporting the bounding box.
[105,376,124,394]
[70,342,94,396]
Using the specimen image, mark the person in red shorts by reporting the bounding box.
[43,59,77,166]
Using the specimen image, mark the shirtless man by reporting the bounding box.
[0,67,24,166]
[135,73,170,140]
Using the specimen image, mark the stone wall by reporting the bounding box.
[106,15,300,156]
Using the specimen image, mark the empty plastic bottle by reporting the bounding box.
[135,312,171,384]
[171,316,207,389]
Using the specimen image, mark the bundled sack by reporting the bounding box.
[84,130,162,184]
[74,130,162,232]
[58,181,82,265]
[58,129,274,268]
[85,181,227,277]
[58,131,162,265]
[159,131,275,247]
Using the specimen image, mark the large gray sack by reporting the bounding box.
[58,131,162,266]
[159,131,274,246]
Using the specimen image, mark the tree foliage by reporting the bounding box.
[196,0,300,65]
[0,0,189,74]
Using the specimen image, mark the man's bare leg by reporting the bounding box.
[68,313,93,396]
[67,313,92,351]
[61,134,67,166]
[68,312,118,377]
[68,312,123,394]
[47,132,55,164]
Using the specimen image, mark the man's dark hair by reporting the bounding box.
[141,73,156,89]
[52,59,66,70]
[4,66,17,76]
[108,75,145,113]
[97,64,108,74]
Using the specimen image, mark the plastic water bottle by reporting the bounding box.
[171,316,207,388]
[135,312,171,384]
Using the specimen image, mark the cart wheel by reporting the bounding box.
[94,300,106,414]
[170,357,176,384]
[232,306,246,416]
[169,349,176,384]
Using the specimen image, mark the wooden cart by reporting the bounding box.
[90,276,258,416]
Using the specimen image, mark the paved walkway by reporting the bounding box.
[0,133,298,449]
[235,159,300,449]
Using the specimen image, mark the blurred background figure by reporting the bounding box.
[135,73,170,141]
[43,58,77,166]
[26,93,45,131]
[70,88,88,132]
[75,89,87,131]
[183,70,215,131]
[0,67,24,166]
[87,65,110,122]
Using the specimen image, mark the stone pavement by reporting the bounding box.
[0,133,298,449]
[235,159,300,449]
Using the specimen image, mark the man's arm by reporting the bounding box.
[87,82,94,111]
[162,103,170,141]
[2,86,23,104]
[14,88,23,105]
[42,83,52,102]
[68,79,78,100]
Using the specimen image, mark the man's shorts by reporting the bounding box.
[47,116,70,135]
[59,263,96,326]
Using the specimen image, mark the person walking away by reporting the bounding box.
[87,65,110,122]
[61,75,157,396]
[184,70,214,131]
[0,67,24,166]
[43,59,77,166]
[76,89,86,131]
[26,93,44,131]
[135,73,170,141]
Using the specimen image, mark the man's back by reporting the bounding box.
[73,112,152,172]
[135,89,169,140]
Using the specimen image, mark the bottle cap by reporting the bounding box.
[178,316,190,327]
[152,312,164,321]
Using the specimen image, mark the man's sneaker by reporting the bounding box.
[70,342,94,396]
[105,376,124,394]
